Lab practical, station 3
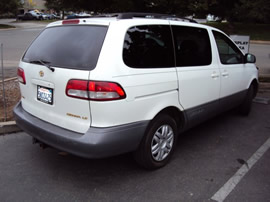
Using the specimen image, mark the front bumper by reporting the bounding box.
[14,102,148,158]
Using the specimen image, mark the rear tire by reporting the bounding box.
[239,85,255,116]
[134,114,177,170]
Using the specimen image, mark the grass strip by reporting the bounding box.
[0,24,16,29]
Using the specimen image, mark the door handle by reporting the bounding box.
[222,71,229,77]
[211,72,219,79]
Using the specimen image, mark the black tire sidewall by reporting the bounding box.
[240,85,254,116]
[135,114,178,169]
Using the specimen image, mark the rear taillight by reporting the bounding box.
[65,80,88,100]
[66,80,126,101]
[17,67,26,84]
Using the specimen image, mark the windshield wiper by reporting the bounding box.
[29,60,55,72]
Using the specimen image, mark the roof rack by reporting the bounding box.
[91,13,197,23]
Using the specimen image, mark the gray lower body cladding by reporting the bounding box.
[13,102,149,159]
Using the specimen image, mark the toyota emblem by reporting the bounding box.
[39,71,44,77]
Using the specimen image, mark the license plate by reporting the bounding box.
[37,86,53,105]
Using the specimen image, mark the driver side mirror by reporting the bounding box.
[244,53,256,63]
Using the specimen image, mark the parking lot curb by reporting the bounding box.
[0,121,22,135]
[253,97,270,105]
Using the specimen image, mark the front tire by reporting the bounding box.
[134,114,177,169]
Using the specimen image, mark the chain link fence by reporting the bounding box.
[0,43,7,121]
[0,43,21,122]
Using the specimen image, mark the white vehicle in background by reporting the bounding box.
[47,14,61,20]
[28,10,48,20]
[40,13,49,20]
[14,13,258,169]
[78,12,91,17]
[29,10,42,20]
[206,14,222,22]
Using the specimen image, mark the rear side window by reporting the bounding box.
[172,26,212,67]
[123,25,174,68]
[23,25,108,70]
[212,31,244,64]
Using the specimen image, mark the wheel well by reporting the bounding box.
[154,107,186,132]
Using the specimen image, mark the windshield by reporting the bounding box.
[23,25,108,70]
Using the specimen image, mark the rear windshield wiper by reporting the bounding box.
[29,60,55,72]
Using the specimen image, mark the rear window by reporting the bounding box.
[23,25,108,70]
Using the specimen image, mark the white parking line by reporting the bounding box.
[211,137,270,202]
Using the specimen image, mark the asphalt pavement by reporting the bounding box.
[249,43,270,75]
[0,103,269,201]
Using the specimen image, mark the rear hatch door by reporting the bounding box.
[19,24,108,133]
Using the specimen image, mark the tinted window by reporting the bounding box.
[23,25,108,70]
[172,26,212,67]
[213,31,243,64]
[123,25,174,68]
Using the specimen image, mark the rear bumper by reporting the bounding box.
[13,102,148,158]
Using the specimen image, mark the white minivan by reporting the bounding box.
[14,13,258,169]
